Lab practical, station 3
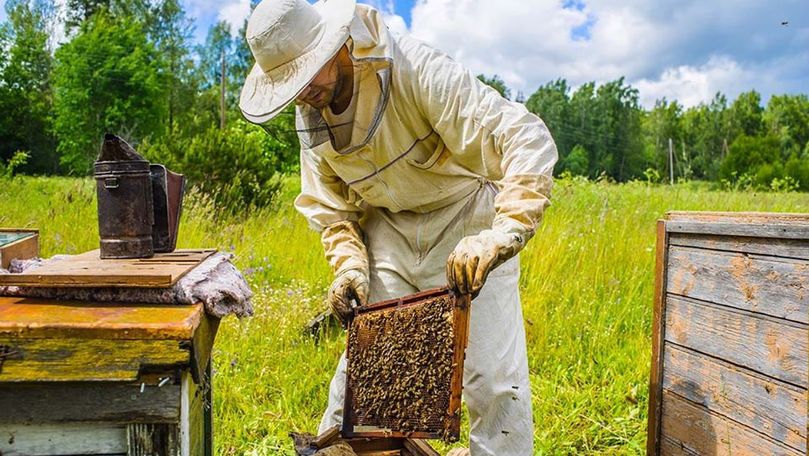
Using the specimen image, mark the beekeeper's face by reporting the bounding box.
[297,50,344,110]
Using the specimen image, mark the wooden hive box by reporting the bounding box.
[0,298,218,456]
[0,229,39,270]
[646,212,809,455]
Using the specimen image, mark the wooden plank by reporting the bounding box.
[348,438,405,452]
[647,220,669,456]
[0,337,190,382]
[0,422,127,455]
[661,390,801,456]
[669,233,809,261]
[665,212,809,240]
[127,423,180,456]
[191,314,219,384]
[662,344,806,451]
[0,248,216,288]
[666,245,809,323]
[0,382,181,423]
[666,221,809,240]
[403,439,441,456]
[180,370,206,456]
[666,211,809,225]
[665,296,808,388]
[660,436,700,456]
[0,231,38,270]
[0,299,204,340]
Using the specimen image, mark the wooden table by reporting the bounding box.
[0,297,219,456]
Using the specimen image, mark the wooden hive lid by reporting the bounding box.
[664,211,809,239]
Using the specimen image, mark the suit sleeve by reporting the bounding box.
[294,148,369,276]
[404,38,558,241]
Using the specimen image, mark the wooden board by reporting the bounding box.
[665,212,809,240]
[0,299,217,383]
[662,344,806,451]
[0,422,127,455]
[0,248,216,288]
[0,298,204,340]
[665,295,808,388]
[0,382,182,423]
[647,212,809,456]
[0,337,191,382]
[0,229,38,270]
[667,245,809,323]
[660,390,802,456]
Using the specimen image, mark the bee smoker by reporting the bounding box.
[93,134,185,259]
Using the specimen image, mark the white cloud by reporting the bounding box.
[218,0,251,35]
[635,56,754,107]
[393,0,809,108]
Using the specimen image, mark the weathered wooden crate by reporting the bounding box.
[0,228,38,269]
[646,212,809,455]
[0,297,218,456]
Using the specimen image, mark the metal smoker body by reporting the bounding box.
[94,134,184,259]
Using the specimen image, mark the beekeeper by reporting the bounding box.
[240,0,557,454]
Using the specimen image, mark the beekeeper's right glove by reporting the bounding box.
[320,220,370,326]
[327,268,369,326]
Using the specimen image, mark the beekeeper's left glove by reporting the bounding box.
[446,228,527,297]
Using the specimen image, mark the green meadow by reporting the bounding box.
[2,175,807,455]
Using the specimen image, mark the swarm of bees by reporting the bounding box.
[347,295,456,439]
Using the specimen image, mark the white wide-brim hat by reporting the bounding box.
[240,0,356,124]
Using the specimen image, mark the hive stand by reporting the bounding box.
[646,212,809,455]
[0,297,218,456]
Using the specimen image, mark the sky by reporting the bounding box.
[2,0,807,108]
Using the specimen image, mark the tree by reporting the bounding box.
[730,90,764,137]
[764,94,809,156]
[477,74,511,100]
[0,0,57,173]
[564,144,589,176]
[148,0,195,134]
[642,98,682,179]
[681,93,731,180]
[526,79,571,165]
[720,134,782,186]
[53,10,167,174]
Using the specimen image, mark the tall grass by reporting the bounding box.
[1,175,807,455]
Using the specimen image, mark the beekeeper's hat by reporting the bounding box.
[239,0,356,124]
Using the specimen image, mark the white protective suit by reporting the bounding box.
[294,5,558,455]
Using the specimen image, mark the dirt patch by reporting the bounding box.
[347,295,455,438]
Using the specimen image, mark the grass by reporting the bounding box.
[2,175,807,455]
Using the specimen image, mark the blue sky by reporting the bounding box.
[2,0,807,108]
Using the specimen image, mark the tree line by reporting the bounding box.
[1,0,808,214]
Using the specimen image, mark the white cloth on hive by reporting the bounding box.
[0,252,253,318]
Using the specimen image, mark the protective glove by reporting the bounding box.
[327,268,369,326]
[446,228,527,298]
[320,220,370,326]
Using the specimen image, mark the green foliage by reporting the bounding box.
[52,10,167,174]
[717,134,808,190]
[140,119,285,213]
[0,0,57,174]
[764,94,809,155]
[563,144,589,176]
[730,90,764,137]
[0,150,30,178]
[526,77,647,182]
[476,74,511,100]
